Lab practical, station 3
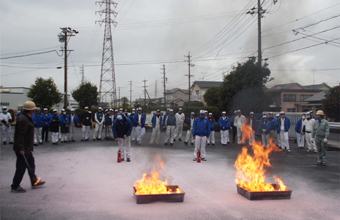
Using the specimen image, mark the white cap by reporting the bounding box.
[306,112,310,115]
[71,109,75,112]
[98,107,103,110]
[280,111,285,115]
[209,113,212,116]
[170,109,174,112]
[61,109,65,112]
[234,111,237,113]
[110,109,113,111]
[156,109,160,112]
[204,110,208,113]
[191,112,195,115]
[263,115,267,119]
[276,114,279,117]
[222,111,226,115]
[138,107,142,111]
[179,108,182,111]
[2,106,7,109]
[200,110,205,115]
[250,112,254,115]
[85,107,89,110]
[43,108,48,111]
[115,109,118,112]
[269,112,273,115]
[117,115,123,120]
[53,109,57,112]
[36,107,41,111]
[89,111,92,113]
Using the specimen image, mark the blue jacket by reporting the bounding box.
[278,117,291,132]
[151,115,163,129]
[163,113,168,126]
[192,117,210,137]
[32,113,45,128]
[295,119,304,133]
[59,114,70,125]
[129,113,137,127]
[70,114,79,127]
[134,113,146,128]
[268,118,278,131]
[260,121,271,135]
[186,117,195,130]
[208,118,215,131]
[218,117,229,131]
[105,114,113,126]
[112,116,132,138]
[42,113,52,126]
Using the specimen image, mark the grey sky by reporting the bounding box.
[1,0,339,102]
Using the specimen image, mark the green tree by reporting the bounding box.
[322,86,339,121]
[120,97,129,109]
[220,60,273,114]
[71,82,98,109]
[204,86,222,108]
[27,77,62,109]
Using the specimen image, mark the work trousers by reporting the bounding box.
[185,128,194,143]
[149,126,161,144]
[11,151,37,188]
[237,127,243,144]
[280,131,290,150]
[61,133,68,142]
[296,133,305,148]
[131,127,136,141]
[232,126,237,143]
[270,130,278,146]
[34,127,42,144]
[249,130,255,146]
[42,125,49,142]
[194,136,207,158]
[82,125,91,140]
[135,126,145,144]
[305,132,317,151]
[165,126,175,144]
[93,123,103,139]
[174,124,183,140]
[207,131,215,144]
[118,137,131,159]
[315,136,327,163]
[105,125,113,139]
[276,132,281,148]
[69,125,76,141]
[51,132,59,143]
[1,124,13,142]
[262,133,270,147]
[220,130,229,145]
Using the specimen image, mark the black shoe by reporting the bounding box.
[212,143,215,145]
[127,158,131,162]
[184,142,187,145]
[322,163,326,166]
[34,143,38,146]
[9,141,14,144]
[201,158,207,161]
[81,139,84,141]
[317,162,322,166]
[39,142,43,145]
[61,141,64,143]
[11,186,26,193]
[121,158,125,161]
[179,138,182,141]
[191,143,194,145]
[193,158,197,161]
[85,139,89,141]
[45,140,49,142]
[52,142,58,145]
[207,143,210,145]
[3,141,7,145]
[93,139,96,141]
[170,143,173,146]
[97,138,101,140]
[32,180,46,189]
[173,139,176,142]
[164,143,167,145]
[72,140,76,142]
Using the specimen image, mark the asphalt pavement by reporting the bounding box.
[1,128,339,220]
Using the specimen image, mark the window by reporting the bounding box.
[300,94,313,101]
[195,90,199,96]
[201,90,206,96]
[283,94,296,102]
[287,108,296,112]
[0,102,10,106]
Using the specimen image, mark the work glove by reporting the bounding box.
[262,129,266,132]
[311,138,315,142]
[323,138,328,143]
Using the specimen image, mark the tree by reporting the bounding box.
[322,86,339,121]
[220,60,273,114]
[71,82,98,109]
[27,77,62,109]
[204,86,222,108]
[120,97,129,109]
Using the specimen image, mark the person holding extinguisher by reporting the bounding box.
[112,113,133,162]
[192,110,210,162]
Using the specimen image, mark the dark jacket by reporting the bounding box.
[60,114,70,133]
[246,117,258,131]
[112,116,133,138]
[133,113,146,127]
[81,112,92,126]
[50,114,61,132]
[105,114,113,126]
[13,113,34,154]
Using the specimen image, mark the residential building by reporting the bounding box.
[165,88,189,107]
[265,83,330,112]
[190,81,223,106]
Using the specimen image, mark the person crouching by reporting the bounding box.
[112,113,133,162]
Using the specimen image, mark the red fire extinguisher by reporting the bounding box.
[197,148,201,163]
[117,149,122,163]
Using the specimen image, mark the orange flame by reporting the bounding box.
[234,125,287,191]
[134,156,181,194]
[34,178,41,186]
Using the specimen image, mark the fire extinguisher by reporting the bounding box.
[197,148,201,163]
[117,149,122,163]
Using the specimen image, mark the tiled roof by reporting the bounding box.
[303,83,330,90]
[304,91,327,102]
[192,81,223,88]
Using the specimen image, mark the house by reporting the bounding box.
[265,83,330,112]
[190,81,223,106]
[165,88,189,107]
[298,91,327,113]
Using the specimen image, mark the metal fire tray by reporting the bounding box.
[133,185,185,204]
[237,184,292,200]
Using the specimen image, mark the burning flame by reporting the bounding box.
[134,156,181,195]
[34,178,41,186]
[234,124,287,191]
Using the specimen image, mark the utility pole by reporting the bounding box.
[184,52,194,106]
[161,64,167,107]
[247,0,268,67]
[129,80,132,107]
[155,80,157,99]
[80,64,85,84]
[58,27,78,110]
[118,87,121,107]
[143,79,148,105]
[96,0,118,107]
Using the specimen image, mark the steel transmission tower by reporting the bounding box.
[96,0,118,107]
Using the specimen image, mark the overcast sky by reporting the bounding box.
[1,0,339,102]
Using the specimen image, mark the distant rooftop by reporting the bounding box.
[305,91,327,102]
[191,81,223,88]
[268,82,330,91]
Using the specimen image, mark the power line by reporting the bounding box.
[0,50,59,60]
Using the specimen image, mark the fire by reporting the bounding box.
[234,124,287,191]
[134,157,181,195]
[34,178,41,185]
